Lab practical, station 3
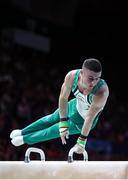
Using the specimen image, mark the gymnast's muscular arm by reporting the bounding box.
[74,83,109,153]
[58,70,75,118]
[81,84,109,137]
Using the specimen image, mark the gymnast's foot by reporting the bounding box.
[11,136,24,146]
[10,129,22,139]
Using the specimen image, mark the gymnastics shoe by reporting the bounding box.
[11,136,24,146]
[10,129,22,139]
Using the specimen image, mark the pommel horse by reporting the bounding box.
[0,147,127,179]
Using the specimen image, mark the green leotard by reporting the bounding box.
[22,69,106,145]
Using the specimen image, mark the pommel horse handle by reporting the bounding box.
[24,147,45,163]
[67,146,88,163]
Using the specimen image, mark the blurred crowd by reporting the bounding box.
[0,8,128,161]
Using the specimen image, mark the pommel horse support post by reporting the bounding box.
[0,147,128,179]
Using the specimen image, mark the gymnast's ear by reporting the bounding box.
[81,69,83,74]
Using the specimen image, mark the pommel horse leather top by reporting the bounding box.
[0,147,127,179]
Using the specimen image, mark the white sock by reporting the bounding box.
[11,136,24,146]
[10,129,22,139]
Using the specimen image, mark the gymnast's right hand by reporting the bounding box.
[59,118,69,145]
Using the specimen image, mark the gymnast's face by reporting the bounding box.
[81,68,101,90]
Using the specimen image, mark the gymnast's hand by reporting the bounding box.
[59,119,69,144]
[72,143,85,154]
[72,135,87,154]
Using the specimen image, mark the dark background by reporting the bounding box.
[0,0,128,161]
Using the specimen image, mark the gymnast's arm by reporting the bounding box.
[58,70,75,144]
[58,71,74,118]
[75,84,109,153]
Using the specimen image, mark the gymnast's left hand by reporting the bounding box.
[72,143,85,154]
[72,136,87,154]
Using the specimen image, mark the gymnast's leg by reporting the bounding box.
[11,115,81,146]
[10,109,60,146]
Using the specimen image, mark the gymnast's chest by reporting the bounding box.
[75,90,91,105]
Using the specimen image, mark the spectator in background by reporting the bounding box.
[16,96,31,127]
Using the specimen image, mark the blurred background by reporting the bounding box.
[0,0,128,161]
